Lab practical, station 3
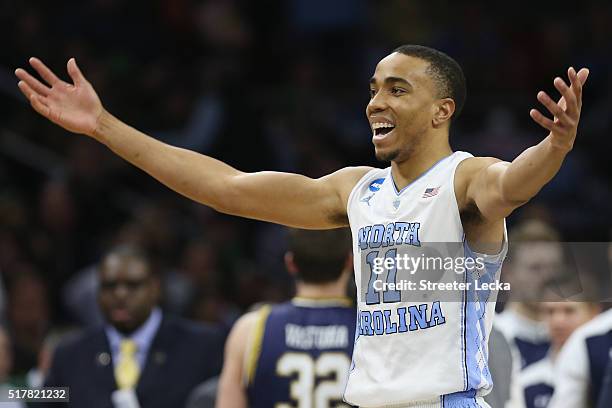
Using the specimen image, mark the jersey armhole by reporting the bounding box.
[451,152,509,259]
[244,305,271,386]
[345,168,385,221]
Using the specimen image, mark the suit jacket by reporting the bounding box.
[42,314,224,408]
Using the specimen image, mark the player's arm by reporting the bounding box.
[458,67,589,222]
[15,58,371,229]
[215,312,258,408]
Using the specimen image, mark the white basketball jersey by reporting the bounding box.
[344,151,508,407]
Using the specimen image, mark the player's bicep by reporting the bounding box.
[464,159,517,221]
[225,167,372,229]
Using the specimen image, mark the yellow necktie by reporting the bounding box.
[115,339,140,389]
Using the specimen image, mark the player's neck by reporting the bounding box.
[391,143,453,191]
[295,281,347,299]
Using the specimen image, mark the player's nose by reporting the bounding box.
[367,91,388,114]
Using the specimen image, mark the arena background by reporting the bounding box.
[0,0,610,389]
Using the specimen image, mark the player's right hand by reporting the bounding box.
[15,58,103,137]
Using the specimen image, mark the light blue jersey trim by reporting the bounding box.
[342,309,361,404]
[462,236,507,395]
[390,153,455,196]
[442,389,485,407]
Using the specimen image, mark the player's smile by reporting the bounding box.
[370,117,396,145]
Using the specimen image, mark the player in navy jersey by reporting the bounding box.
[16,45,589,407]
[509,300,599,408]
[216,228,355,408]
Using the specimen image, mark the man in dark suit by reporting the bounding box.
[44,246,224,408]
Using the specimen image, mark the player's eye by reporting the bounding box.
[391,87,406,96]
[369,88,377,98]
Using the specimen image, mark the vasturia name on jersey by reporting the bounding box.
[344,151,508,408]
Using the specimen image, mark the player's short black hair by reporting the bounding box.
[393,44,467,121]
[287,228,352,284]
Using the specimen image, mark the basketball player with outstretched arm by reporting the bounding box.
[15,45,588,407]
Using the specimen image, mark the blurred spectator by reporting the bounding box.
[549,308,612,408]
[26,330,70,389]
[44,246,224,408]
[510,301,599,408]
[5,266,50,381]
[597,354,612,408]
[496,220,562,371]
[0,270,7,326]
[0,326,25,407]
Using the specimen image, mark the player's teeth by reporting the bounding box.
[372,123,395,130]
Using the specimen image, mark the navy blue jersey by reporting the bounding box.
[515,338,550,369]
[524,383,554,408]
[246,297,356,408]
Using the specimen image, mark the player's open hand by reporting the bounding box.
[529,67,589,151]
[15,58,103,137]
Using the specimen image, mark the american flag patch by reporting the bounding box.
[422,187,440,198]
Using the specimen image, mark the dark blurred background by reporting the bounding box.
[0,0,610,386]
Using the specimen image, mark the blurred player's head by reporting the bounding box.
[506,219,562,304]
[541,301,599,354]
[98,245,160,334]
[284,228,352,285]
[367,44,466,163]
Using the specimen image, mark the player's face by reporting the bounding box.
[511,242,563,299]
[98,255,159,334]
[367,53,439,162]
[541,302,596,350]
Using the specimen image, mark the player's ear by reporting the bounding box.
[432,98,455,128]
[284,252,299,276]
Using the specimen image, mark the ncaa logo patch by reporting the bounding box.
[369,178,385,192]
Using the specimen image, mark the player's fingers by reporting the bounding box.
[530,108,555,131]
[556,95,566,111]
[15,68,51,96]
[537,91,568,123]
[29,57,61,86]
[577,68,589,86]
[553,77,577,117]
[30,94,51,117]
[18,80,50,106]
[67,58,86,86]
[17,80,38,102]
[568,67,577,94]
[573,68,589,106]
[568,67,582,113]
[18,80,50,115]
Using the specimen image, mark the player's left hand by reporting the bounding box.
[529,67,589,151]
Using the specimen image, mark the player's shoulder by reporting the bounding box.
[456,156,504,178]
[231,305,271,337]
[454,155,506,201]
[324,166,382,208]
[327,166,378,187]
[333,166,385,193]
[568,309,612,342]
[556,309,612,367]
